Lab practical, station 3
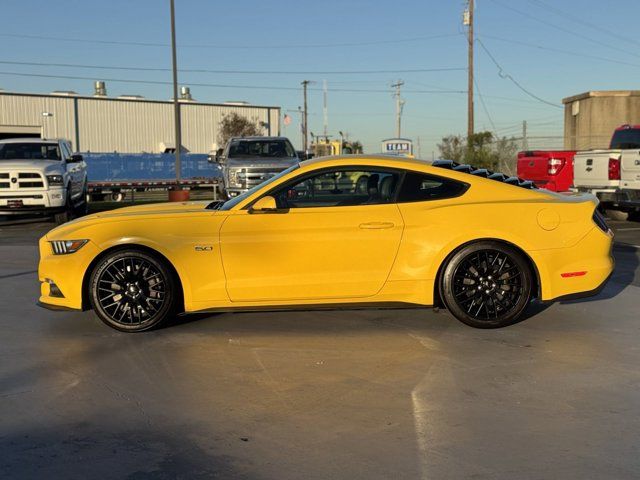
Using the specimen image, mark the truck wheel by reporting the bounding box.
[627,210,640,222]
[440,242,533,329]
[89,249,179,332]
[53,190,75,225]
[605,209,628,221]
[74,184,89,217]
[111,191,125,202]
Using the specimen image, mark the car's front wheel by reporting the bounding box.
[440,242,533,328]
[89,249,179,332]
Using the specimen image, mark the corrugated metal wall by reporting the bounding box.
[0,93,280,153]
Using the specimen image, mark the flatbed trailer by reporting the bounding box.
[84,153,222,201]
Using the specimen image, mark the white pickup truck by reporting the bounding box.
[0,138,88,224]
[573,124,640,220]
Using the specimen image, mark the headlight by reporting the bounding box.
[50,239,88,255]
[227,168,245,188]
[46,175,64,186]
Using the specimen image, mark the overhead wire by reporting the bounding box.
[487,0,640,60]
[475,38,562,109]
[0,32,461,50]
[0,59,465,75]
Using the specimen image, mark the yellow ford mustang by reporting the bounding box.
[38,155,614,332]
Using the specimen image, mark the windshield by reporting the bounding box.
[0,143,61,161]
[610,128,640,149]
[228,139,296,159]
[217,164,300,210]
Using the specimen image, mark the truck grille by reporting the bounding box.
[0,171,45,189]
[238,167,282,187]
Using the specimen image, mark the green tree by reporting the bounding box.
[218,113,262,147]
[437,135,466,162]
[437,131,519,172]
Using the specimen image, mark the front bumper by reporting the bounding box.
[0,188,67,214]
[37,236,99,310]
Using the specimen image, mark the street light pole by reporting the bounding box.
[170,0,182,188]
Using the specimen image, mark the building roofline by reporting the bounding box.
[0,90,281,110]
[562,90,640,104]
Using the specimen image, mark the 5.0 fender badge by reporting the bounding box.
[194,245,213,251]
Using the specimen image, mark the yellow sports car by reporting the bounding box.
[38,155,614,332]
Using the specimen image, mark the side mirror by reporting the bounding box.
[68,154,83,163]
[215,148,224,163]
[249,195,283,214]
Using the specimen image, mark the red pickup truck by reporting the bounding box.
[517,150,576,192]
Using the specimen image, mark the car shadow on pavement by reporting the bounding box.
[561,244,639,305]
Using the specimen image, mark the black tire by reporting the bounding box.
[89,249,179,332]
[74,184,89,217]
[440,242,533,329]
[627,210,640,222]
[53,189,74,225]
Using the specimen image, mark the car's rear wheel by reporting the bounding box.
[440,242,533,328]
[89,250,178,332]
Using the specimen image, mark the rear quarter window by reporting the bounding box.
[398,171,468,203]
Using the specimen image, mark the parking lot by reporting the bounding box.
[1,215,639,479]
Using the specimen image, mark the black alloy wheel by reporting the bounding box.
[89,250,178,332]
[440,242,533,328]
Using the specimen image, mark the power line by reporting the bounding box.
[475,38,562,109]
[488,0,640,60]
[0,32,461,50]
[473,77,498,134]
[0,59,465,75]
[0,71,465,94]
[526,0,640,48]
[481,34,640,69]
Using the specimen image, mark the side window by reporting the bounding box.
[274,169,400,208]
[60,142,70,159]
[397,171,468,203]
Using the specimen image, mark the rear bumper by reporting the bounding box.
[545,270,613,302]
[532,226,615,302]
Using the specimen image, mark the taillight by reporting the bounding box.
[608,157,621,180]
[547,158,564,175]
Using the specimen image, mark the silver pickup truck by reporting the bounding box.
[211,136,300,199]
[573,125,640,220]
[0,138,88,223]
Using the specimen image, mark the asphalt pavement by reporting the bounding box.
[0,215,639,479]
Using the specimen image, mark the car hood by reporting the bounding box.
[0,160,64,173]
[45,200,215,239]
[225,157,299,169]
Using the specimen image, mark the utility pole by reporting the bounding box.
[322,80,328,138]
[391,80,405,138]
[170,0,182,187]
[464,0,474,145]
[417,136,422,158]
[522,120,528,150]
[301,80,311,154]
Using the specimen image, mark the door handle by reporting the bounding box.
[359,222,394,230]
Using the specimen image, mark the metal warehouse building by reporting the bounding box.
[0,85,281,154]
[563,90,640,150]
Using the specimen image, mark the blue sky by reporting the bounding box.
[1,0,638,155]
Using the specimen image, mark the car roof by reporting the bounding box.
[0,138,62,144]
[229,136,291,141]
[301,154,431,169]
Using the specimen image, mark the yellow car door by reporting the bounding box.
[219,168,404,302]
